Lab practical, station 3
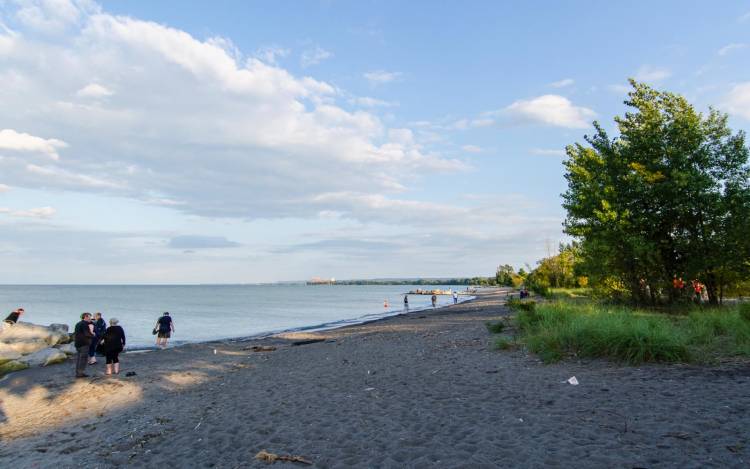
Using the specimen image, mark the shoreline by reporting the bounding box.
[1,288,749,468]
[121,292,481,352]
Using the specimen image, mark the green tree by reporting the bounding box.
[563,80,750,304]
[495,264,516,286]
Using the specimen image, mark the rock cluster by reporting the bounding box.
[0,322,75,375]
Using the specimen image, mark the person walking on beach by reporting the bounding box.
[74,313,95,378]
[88,312,106,365]
[403,295,409,310]
[431,294,437,308]
[452,291,458,304]
[102,318,126,375]
[154,312,174,348]
[4,307,23,325]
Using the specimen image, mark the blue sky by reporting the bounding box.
[1,0,749,283]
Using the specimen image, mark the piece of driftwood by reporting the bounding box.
[244,345,277,352]
[255,449,312,465]
[291,338,325,346]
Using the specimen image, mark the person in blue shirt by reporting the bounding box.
[88,312,106,365]
[154,312,175,349]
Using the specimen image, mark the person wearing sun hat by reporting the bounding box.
[102,318,126,375]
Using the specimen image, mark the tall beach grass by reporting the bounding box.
[507,295,750,364]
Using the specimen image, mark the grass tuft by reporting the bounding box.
[485,321,505,334]
[494,337,514,350]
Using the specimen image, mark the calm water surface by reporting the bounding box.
[0,285,471,348]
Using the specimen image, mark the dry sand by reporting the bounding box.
[1,290,749,468]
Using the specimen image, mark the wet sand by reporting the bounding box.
[1,289,749,468]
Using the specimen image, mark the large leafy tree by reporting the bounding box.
[563,80,750,305]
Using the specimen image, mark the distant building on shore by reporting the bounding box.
[307,277,336,285]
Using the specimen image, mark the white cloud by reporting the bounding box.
[353,96,398,108]
[0,3,463,222]
[740,11,750,22]
[14,0,97,34]
[462,145,482,153]
[0,183,9,192]
[300,46,332,67]
[635,65,671,82]
[530,148,566,157]
[168,235,240,249]
[724,82,750,120]
[25,164,123,189]
[505,95,595,129]
[364,70,402,85]
[76,83,113,98]
[718,43,748,56]
[0,206,55,218]
[0,129,67,160]
[254,45,290,65]
[549,78,574,88]
[470,118,494,128]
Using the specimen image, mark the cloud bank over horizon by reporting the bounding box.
[3,0,746,283]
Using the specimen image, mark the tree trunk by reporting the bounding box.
[705,271,719,306]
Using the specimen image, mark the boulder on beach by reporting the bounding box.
[55,343,77,355]
[0,350,23,365]
[0,321,74,374]
[0,339,50,355]
[18,348,68,367]
[0,321,70,346]
[0,360,29,376]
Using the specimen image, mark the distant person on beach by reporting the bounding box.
[101,318,126,375]
[4,307,23,325]
[403,295,409,310]
[88,312,106,365]
[431,294,437,308]
[384,299,389,308]
[155,312,174,348]
[74,313,95,378]
[452,291,458,304]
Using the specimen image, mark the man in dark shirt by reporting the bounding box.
[74,313,94,378]
[4,308,24,324]
[155,312,175,349]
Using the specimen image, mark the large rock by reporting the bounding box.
[55,343,77,355]
[18,347,68,367]
[0,339,50,355]
[0,350,22,365]
[49,323,69,333]
[0,321,70,346]
[0,360,29,376]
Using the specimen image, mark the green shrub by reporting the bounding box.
[507,298,536,311]
[739,303,750,322]
[485,321,505,334]
[495,337,514,350]
[516,307,542,332]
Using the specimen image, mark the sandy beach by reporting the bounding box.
[1,289,749,468]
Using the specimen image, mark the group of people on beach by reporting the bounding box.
[400,290,460,310]
[73,312,126,378]
[4,307,176,378]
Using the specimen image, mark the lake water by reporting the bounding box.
[0,285,472,348]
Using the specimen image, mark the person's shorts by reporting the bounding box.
[157,330,171,338]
